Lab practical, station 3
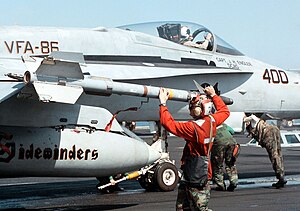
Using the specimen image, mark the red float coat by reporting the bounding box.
[159,95,230,179]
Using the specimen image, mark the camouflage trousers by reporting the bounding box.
[262,126,285,180]
[211,144,239,189]
[254,121,285,180]
[176,181,210,211]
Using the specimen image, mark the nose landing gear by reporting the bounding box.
[138,161,179,192]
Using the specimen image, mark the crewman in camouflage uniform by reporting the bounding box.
[244,114,287,188]
[211,123,240,191]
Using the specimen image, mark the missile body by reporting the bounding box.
[24,70,194,103]
[22,57,233,105]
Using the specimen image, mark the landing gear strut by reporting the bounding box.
[139,121,179,192]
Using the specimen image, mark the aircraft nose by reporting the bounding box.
[146,144,161,164]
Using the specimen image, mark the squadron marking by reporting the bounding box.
[3,40,59,54]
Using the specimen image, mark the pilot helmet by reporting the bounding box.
[205,32,212,40]
[189,94,214,118]
[181,26,191,39]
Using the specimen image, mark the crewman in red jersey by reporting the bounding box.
[159,85,229,211]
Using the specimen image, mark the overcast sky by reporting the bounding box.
[1,0,300,69]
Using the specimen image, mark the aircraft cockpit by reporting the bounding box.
[156,23,214,51]
[118,21,243,56]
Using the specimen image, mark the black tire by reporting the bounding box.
[154,162,179,192]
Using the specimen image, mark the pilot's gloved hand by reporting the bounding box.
[159,87,170,106]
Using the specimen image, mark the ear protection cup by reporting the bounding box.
[193,106,202,117]
[189,94,214,118]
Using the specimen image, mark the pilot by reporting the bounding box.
[181,27,213,50]
[180,26,194,46]
[194,32,213,50]
[158,85,229,211]
[244,114,287,188]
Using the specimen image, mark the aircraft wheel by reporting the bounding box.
[154,162,179,192]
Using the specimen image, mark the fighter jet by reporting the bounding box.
[1,21,299,121]
[0,21,299,191]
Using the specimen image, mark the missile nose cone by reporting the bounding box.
[221,96,234,105]
[146,144,161,164]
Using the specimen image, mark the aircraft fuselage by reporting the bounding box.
[0,24,299,121]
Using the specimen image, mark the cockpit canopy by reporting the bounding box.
[118,21,243,56]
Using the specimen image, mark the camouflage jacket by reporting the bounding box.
[251,120,279,146]
[213,124,237,146]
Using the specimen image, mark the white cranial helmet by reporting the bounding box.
[205,32,212,40]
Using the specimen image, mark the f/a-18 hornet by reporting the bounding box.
[0,21,299,191]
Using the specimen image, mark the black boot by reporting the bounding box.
[227,184,237,192]
[272,179,287,188]
[214,182,226,191]
[215,186,226,191]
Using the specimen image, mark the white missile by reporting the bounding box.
[21,56,232,105]
[23,70,193,104]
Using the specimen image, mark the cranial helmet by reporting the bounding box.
[189,94,214,117]
[205,32,212,40]
[181,26,191,39]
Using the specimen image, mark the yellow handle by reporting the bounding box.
[126,171,140,180]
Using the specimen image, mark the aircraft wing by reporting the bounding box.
[0,69,25,104]
[10,52,89,104]
[0,56,32,103]
[25,54,85,104]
